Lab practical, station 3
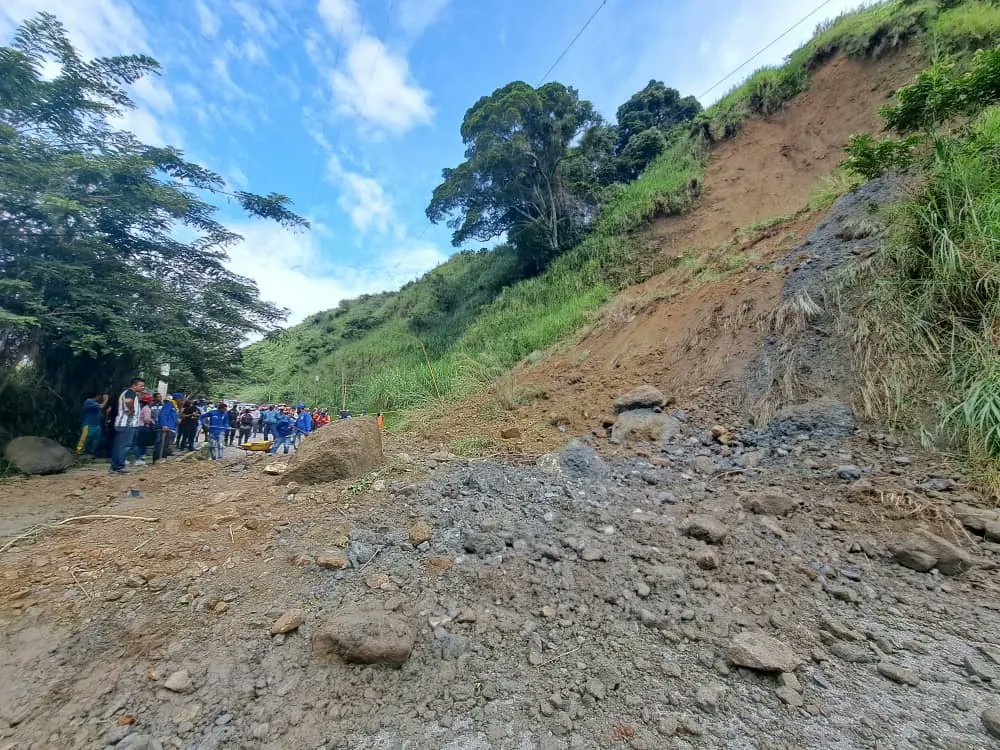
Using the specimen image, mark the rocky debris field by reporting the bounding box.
[1,387,999,750]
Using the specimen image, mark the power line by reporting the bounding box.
[537,0,608,86]
[699,0,835,99]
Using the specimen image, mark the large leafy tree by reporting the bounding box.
[0,13,306,441]
[616,80,701,147]
[426,81,601,270]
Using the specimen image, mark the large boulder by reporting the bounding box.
[281,418,384,485]
[312,604,416,666]
[890,529,974,576]
[610,411,681,444]
[613,385,666,414]
[4,436,73,475]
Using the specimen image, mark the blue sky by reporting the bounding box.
[1,0,867,326]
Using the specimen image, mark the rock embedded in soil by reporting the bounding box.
[613,385,666,414]
[726,632,802,672]
[263,462,287,475]
[408,521,432,546]
[877,662,921,687]
[313,604,416,666]
[3,436,73,475]
[745,489,799,517]
[163,670,193,694]
[500,427,522,440]
[270,608,305,635]
[775,686,804,707]
[890,529,974,576]
[680,515,728,544]
[316,553,348,570]
[611,411,681,444]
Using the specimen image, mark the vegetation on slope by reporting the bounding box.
[239,0,1000,421]
[842,47,1000,471]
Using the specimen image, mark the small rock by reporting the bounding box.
[726,632,801,672]
[695,682,726,713]
[263,463,287,475]
[680,515,728,544]
[835,465,862,480]
[982,705,1000,739]
[585,678,606,701]
[891,529,974,576]
[694,548,719,570]
[580,546,604,561]
[316,553,349,570]
[829,642,873,663]
[163,670,193,694]
[779,672,802,691]
[693,456,716,475]
[270,608,305,635]
[745,489,799,516]
[408,522,432,546]
[364,571,390,589]
[775,686,804,707]
[877,662,920,687]
[500,427,522,440]
[966,655,999,682]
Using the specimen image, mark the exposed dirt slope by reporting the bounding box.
[415,50,923,454]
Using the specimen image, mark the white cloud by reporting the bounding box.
[327,35,432,133]
[317,0,361,40]
[224,222,445,327]
[326,155,393,234]
[194,0,220,37]
[314,0,432,134]
[231,0,277,37]
[242,39,267,64]
[396,0,449,38]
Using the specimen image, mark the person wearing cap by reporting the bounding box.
[201,402,230,460]
[293,403,312,447]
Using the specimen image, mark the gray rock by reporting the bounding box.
[4,436,73,475]
[116,735,164,750]
[560,440,608,479]
[313,604,416,666]
[983,705,1000,739]
[877,662,920,686]
[726,632,802,672]
[891,530,975,576]
[835,465,862,480]
[775,686,804,707]
[613,385,666,414]
[585,678,606,701]
[680,515,728,544]
[965,655,999,682]
[829,642,874,663]
[580,546,604,562]
[462,529,506,556]
[163,669,193,694]
[695,682,726,713]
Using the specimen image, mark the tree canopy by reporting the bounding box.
[426,81,601,270]
[0,13,305,440]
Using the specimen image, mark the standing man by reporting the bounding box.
[76,392,107,457]
[270,407,294,455]
[293,404,312,447]
[237,408,254,445]
[155,393,178,462]
[110,377,144,474]
[178,399,200,452]
[225,405,238,447]
[201,402,230,460]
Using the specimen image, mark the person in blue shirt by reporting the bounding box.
[154,395,179,463]
[201,402,230,460]
[261,405,279,441]
[270,407,295,454]
[293,404,313,447]
[76,392,108,456]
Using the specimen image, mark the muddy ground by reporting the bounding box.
[1,391,999,750]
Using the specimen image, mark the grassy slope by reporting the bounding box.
[237,0,999,416]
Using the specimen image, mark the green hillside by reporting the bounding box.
[237,0,1000,426]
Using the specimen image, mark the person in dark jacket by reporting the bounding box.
[178,400,200,452]
[76,392,107,456]
[225,406,238,446]
[154,395,179,462]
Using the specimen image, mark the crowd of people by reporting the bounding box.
[77,377,379,474]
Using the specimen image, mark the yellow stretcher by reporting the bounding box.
[238,440,273,452]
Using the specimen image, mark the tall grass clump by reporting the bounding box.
[843,48,1000,472]
[932,0,1000,50]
